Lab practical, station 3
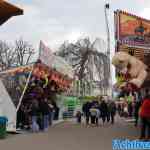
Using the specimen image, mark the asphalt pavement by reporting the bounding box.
[0,116,140,150]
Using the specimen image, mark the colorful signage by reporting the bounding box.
[115,10,150,48]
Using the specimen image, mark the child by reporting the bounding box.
[90,106,99,125]
[76,111,82,123]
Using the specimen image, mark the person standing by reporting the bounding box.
[139,89,150,140]
[30,100,39,132]
[48,102,54,126]
[134,101,141,127]
[39,98,50,132]
[17,104,25,129]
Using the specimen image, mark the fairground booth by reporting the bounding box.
[0,41,74,131]
[113,10,150,97]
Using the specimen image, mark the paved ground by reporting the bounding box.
[0,116,140,150]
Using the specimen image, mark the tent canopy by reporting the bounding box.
[0,0,23,25]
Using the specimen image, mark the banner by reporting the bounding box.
[115,10,150,48]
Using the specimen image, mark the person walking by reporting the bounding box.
[117,103,122,117]
[106,101,111,123]
[100,100,108,124]
[95,103,100,125]
[76,111,82,124]
[139,89,150,140]
[82,101,91,125]
[109,101,116,124]
[48,102,54,126]
[90,104,100,126]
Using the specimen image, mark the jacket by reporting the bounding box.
[140,99,150,118]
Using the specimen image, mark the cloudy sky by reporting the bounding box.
[1,0,150,52]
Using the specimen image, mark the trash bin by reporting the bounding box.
[0,117,8,139]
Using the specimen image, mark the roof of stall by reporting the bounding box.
[0,0,23,25]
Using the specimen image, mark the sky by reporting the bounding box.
[1,0,150,52]
[1,0,150,84]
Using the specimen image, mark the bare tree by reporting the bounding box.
[15,38,35,66]
[0,41,16,70]
[0,38,35,71]
[56,37,109,96]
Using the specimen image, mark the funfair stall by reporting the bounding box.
[0,41,73,131]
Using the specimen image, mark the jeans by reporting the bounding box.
[43,115,49,131]
[32,116,39,132]
[49,112,54,126]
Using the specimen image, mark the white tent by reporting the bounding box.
[0,80,16,132]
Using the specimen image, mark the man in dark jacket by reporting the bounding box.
[82,101,91,125]
[109,101,116,124]
[100,100,108,124]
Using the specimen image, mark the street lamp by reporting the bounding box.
[104,3,110,64]
[104,3,112,96]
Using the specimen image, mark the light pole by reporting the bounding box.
[104,3,112,96]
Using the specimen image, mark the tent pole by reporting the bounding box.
[16,64,34,112]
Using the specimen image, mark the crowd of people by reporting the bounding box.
[75,89,150,140]
[17,86,150,140]
[17,98,59,132]
[76,98,117,126]
[113,89,150,140]
[16,75,61,133]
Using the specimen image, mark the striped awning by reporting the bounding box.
[0,0,23,25]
